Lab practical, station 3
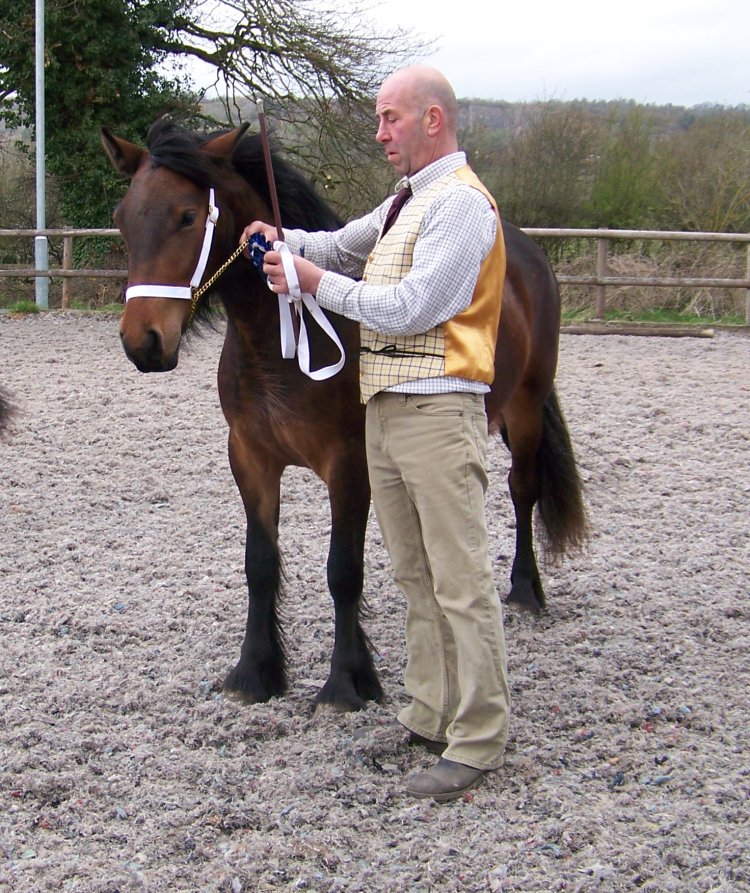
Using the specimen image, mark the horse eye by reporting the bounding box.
[180,210,198,228]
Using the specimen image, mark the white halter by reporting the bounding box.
[125,189,220,302]
[124,188,345,380]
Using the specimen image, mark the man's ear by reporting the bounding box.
[423,104,443,137]
[101,128,145,178]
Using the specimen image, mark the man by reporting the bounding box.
[241,65,510,802]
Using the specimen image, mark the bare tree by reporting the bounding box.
[0,0,426,223]
[163,0,429,213]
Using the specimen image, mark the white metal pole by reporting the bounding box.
[35,0,49,309]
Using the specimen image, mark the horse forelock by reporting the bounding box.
[145,119,216,188]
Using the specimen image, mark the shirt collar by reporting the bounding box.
[396,152,467,195]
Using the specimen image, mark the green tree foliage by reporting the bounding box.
[462,99,749,237]
[0,0,418,229]
[587,108,659,230]
[0,0,194,230]
[464,102,599,261]
[470,102,597,230]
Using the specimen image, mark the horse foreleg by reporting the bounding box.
[315,457,384,711]
[223,442,287,703]
[503,398,546,612]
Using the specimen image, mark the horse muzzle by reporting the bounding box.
[119,298,185,373]
[120,327,180,373]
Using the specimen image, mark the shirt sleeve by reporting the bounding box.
[314,185,497,336]
[284,203,387,280]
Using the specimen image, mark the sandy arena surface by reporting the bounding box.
[1,313,748,892]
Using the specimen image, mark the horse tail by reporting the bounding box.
[0,388,15,438]
[536,386,589,560]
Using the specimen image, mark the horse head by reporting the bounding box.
[102,123,255,373]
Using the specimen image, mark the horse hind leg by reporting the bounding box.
[315,456,383,711]
[500,396,547,612]
[0,388,16,437]
[501,386,589,613]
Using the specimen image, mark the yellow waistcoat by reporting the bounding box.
[359,165,506,402]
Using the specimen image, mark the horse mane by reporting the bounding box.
[145,117,343,231]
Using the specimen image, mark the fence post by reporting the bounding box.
[34,236,49,309]
[595,231,608,319]
[62,236,73,309]
[746,241,750,326]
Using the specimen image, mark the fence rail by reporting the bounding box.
[2,226,749,323]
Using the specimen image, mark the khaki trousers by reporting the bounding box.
[365,391,510,770]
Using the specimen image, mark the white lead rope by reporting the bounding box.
[273,241,345,381]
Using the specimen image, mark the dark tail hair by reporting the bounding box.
[536,387,589,560]
[0,388,15,438]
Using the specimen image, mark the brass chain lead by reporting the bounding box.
[187,239,250,325]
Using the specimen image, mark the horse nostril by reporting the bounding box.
[145,328,163,358]
[120,325,169,372]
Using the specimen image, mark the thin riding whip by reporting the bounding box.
[255,97,301,344]
[256,98,285,243]
[246,101,345,379]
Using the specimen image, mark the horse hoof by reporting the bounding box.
[506,581,545,613]
[221,685,271,705]
[314,688,368,713]
[222,664,286,704]
[314,675,383,713]
[313,700,359,716]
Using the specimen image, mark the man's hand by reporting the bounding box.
[240,221,279,250]
[262,250,325,297]
[240,222,325,296]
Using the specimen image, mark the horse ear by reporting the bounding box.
[202,123,251,159]
[101,128,145,178]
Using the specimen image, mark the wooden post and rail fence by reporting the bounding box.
[1,226,749,326]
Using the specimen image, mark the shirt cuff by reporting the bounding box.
[315,271,356,315]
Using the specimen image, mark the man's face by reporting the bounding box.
[375,79,430,176]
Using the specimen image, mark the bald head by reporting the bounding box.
[375,66,460,175]
[381,66,459,131]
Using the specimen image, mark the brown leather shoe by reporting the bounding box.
[406,758,489,802]
[407,732,447,756]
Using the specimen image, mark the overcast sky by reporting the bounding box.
[369,0,749,107]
